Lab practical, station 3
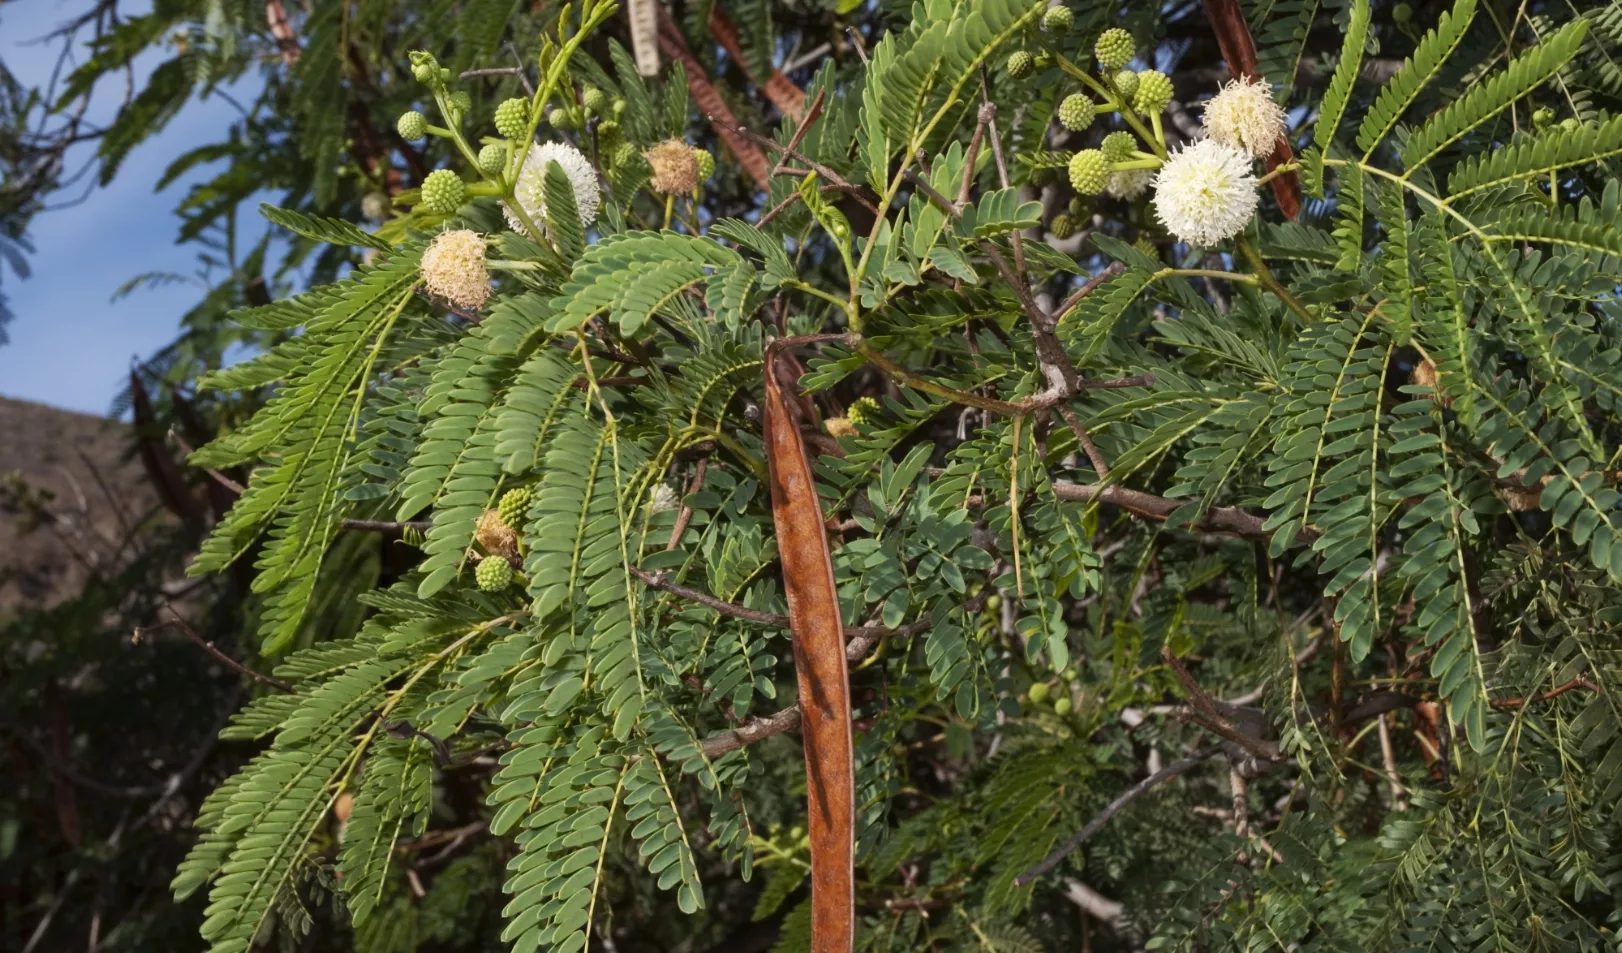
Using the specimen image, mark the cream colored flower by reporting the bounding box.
[645,139,700,195]
[1202,76,1287,158]
[649,484,680,514]
[420,229,491,310]
[1106,168,1152,200]
[1151,139,1259,246]
[503,141,601,233]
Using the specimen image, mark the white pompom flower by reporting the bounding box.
[1106,168,1152,200]
[648,484,680,514]
[419,229,491,311]
[1201,76,1287,159]
[503,141,601,233]
[1151,139,1259,247]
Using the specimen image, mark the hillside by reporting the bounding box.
[0,396,157,612]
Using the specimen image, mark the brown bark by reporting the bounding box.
[265,0,300,66]
[763,345,854,953]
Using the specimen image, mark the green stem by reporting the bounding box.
[1056,54,1167,159]
[1235,234,1313,322]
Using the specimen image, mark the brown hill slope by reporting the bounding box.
[0,396,157,612]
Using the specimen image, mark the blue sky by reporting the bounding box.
[1,0,267,415]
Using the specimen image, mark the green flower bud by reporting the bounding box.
[582,86,608,114]
[694,147,716,181]
[1532,106,1555,128]
[1043,4,1074,33]
[475,554,514,591]
[612,98,627,117]
[1095,28,1134,71]
[1053,696,1073,715]
[847,396,881,426]
[1101,130,1136,161]
[1059,94,1097,132]
[1049,212,1075,239]
[494,97,529,138]
[1133,70,1173,114]
[1028,681,1051,703]
[1006,50,1035,79]
[548,107,574,130]
[419,169,466,214]
[1068,149,1110,194]
[477,143,507,176]
[397,110,428,141]
[1392,3,1412,22]
[413,61,439,85]
[449,90,472,115]
[497,487,533,527]
[1112,69,1140,101]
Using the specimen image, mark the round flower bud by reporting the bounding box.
[412,61,439,85]
[1053,696,1073,715]
[1068,148,1110,194]
[1028,681,1051,703]
[1006,50,1035,79]
[475,554,514,591]
[1202,75,1287,158]
[1133,70,1174,114]
[477,143,507,176]
[419,229,490,311]
[449,91,471,115]
[397,110,428,141]
[645,138,701,194]
[1392,2,1412,22]
[847,396,881,426]
[504,140,602,231]
[494,97,529,138]
[548,107,574,129]
[1049,212,1075,239]
[612,98,627,117]
[361,191,390,221]
[1560,117,1580,132]
[1112,69,1140,101]
[694,148,716,181]
[497,486,533,527]
[597,119,622,145]
[419,169,467,214]
[582,86,607,114]
[1095,28,1135,71]
[1532,106,1554,128]
[1058,94,1096,131]
[1151,138,1259,246]
[1101,130,1137,161]
[1043,4,1074,33]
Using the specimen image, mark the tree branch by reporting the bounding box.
[1015,746,1222,886]
[141,610,293,693]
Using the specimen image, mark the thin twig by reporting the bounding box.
[142,609,293,692]
[666,457,709,550]
[168,428,245,496]
[1057,403,1110,477]
[1489,676,1600,709]
[629,566,931,641]
[1163,646,1282,762]
[1015,746,1222,886]
[342,518,432,533]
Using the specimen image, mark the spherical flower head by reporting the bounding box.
[646,139,700,195]
[547,107,575,130]
[448,91,472,116]
[1100,130,1137,161]
[419,169,466,214]
[1151,138,1259,246]
[648,484,679,514]
[1107,168,1151,200]
[1058,94,1096,132]
[1049,212,1075,239]
[475,554,514,591]
[582,86,608,114]
[503,141,601,232]
[1112,70,1140,100]
[497,486,533,527]
[477,143,507,176]
[1095,29,1134,71]
[361,191,391,221]
[1132,70,1173,114]
[1068,149,1110,195]
[494,98,529,138]
[1043,5,1074,33]
[1006,50,1035,79]
[420,229,491,311]
[397,110,428,141]
[694,148,716,182]
[847,396,881,426]
[1202,76,1287,158]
